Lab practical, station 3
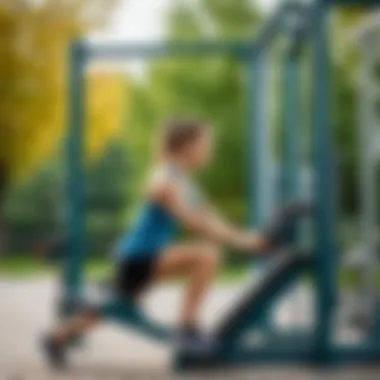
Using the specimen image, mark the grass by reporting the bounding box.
[0,257,49,277]
[0,256,248,284]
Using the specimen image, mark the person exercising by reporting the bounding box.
[43,119,309,368]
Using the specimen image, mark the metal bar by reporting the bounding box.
[177,348,315,369]
[332,346,380,363]
[310,3,336,363]
[215,251,313,345]
[80,2,307,63]
[245,47,276,334]
[281,55,301,203]
[64,41,87,303]
[99,299,172,343]
[86,40,252,61]
[252,51,273,228]
[177,344,380,369]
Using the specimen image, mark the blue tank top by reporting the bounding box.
[113,201,178,261]
[113,166,202,261]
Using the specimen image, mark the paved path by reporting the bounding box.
[0,277,378,380]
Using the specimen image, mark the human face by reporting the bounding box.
[183,127,214,170]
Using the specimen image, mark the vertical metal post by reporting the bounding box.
[282,54,300,204]
[281,49,303,328]
[64,41,86,304]
[311,4,336,362]
[251,51,273,229]
[248,49,275,332]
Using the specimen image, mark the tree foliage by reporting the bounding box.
[0,0,130,254]
[0,0,121,182]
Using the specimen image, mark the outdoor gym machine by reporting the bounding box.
[62,0,380,370]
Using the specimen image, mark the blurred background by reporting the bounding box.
[0,0,369,278]
[2,1,380,378]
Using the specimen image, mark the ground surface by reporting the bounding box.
[0,276,379,380]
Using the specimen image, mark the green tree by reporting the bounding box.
[3,164,63,254]
[86,141,131,255]
[0,0,120,181]
[0,0,122,254]
[4,138,130,257]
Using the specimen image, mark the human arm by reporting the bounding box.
[151,179,269,253]
[196,204,269,253]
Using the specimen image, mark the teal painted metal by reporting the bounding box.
[99,298,172,342]
[176,349,315,370]
[252,51,273,228]
[310,3,336,363]
[216,254,313,348]
[178,344,380,369]
[63,0,380,368]
[281,55,300,203]
[249,50,275,334]
[80,2,309,63]
[65,41,87,304]
[281,53,302,244]
[176,252,314,369]
[87,40,252,61]
[332,346,380,363]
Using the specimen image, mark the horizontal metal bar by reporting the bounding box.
[331,345,380,363]
[75,3,315,63]
[177,344,380,369]
[83,40,253,61]
[176,347,315,369]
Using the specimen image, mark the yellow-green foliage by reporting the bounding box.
[0,0,126,181]
[86,72,129,163]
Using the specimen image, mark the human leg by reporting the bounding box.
[154,242,222,329]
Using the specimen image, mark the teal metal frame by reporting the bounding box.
[64,0,380,369]
[64,39,255,311]
[64,0,304,310]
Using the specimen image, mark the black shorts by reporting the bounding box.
[114,256,158,298]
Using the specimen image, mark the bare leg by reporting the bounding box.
[51,310,100,345]
[154,242,222,328]
[43,310,101,369]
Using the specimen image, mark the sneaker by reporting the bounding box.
[41,336,67,370]
[174,328,216,357]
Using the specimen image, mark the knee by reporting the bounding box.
[198,243,222,269]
